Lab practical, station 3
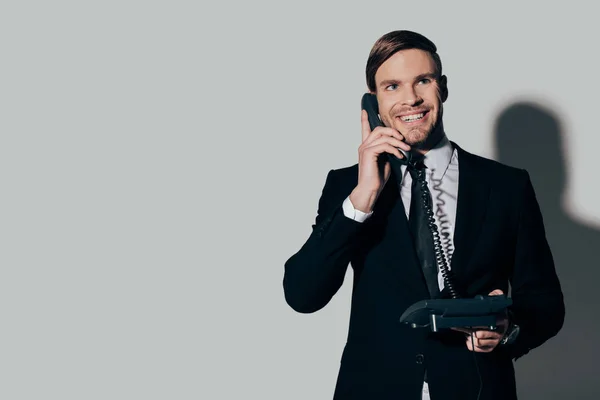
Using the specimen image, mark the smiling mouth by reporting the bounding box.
[399,111,429,122]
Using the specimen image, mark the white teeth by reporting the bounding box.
[400,113,424,122]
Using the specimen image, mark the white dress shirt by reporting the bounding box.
[341,135,459,399]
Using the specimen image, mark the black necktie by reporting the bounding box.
[407,159,441,299]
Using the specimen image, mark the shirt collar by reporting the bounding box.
[421,135,454,179]
[401,135,454,182]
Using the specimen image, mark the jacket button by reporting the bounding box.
[416,354,424,364]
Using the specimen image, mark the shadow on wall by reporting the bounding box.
[493,102,600,400]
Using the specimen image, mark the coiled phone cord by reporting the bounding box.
[414,168,459,299]
[431,176,455,266]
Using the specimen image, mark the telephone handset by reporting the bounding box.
[361,93,412,174]
[360,93,511,331]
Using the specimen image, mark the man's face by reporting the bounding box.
[373,48,447,149]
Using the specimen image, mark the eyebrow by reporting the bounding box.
[378,73,437,88]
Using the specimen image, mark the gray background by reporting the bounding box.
[2,1,599,399]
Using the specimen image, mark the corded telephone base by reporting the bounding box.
[399,295,512,332]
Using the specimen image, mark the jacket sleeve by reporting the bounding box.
[506,170,565,360]
[283,169,364,313]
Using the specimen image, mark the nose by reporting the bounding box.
[400,85,422,106]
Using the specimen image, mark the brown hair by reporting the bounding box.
[366,30,442,92]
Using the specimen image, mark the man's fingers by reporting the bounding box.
[472,336,501,345]
[488,289,504,296]
[475,330,502,340]
[365,136,411,152]
[362,143,405,161]
[466,335,500,352]
[464,330,503,353]
[466,339,495,352]
[361,110,372,142]
[363,128,409,150]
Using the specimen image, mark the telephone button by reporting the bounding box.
[416,354,424,364]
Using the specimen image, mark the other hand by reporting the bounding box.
[452,289,509,353]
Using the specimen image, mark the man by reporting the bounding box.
[283,30,565,400]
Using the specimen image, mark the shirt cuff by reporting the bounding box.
[342,196,373,223]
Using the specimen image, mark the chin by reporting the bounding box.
[402,128,431,147]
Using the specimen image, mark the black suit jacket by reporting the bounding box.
[283,142,565,400]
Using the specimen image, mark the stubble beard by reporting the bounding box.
[402,109,444,152]
[402,126,430,148]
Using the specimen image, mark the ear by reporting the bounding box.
[439,75,448,102]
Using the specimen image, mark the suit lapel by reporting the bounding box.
[450,143,491,286]
[371,169,431,298]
